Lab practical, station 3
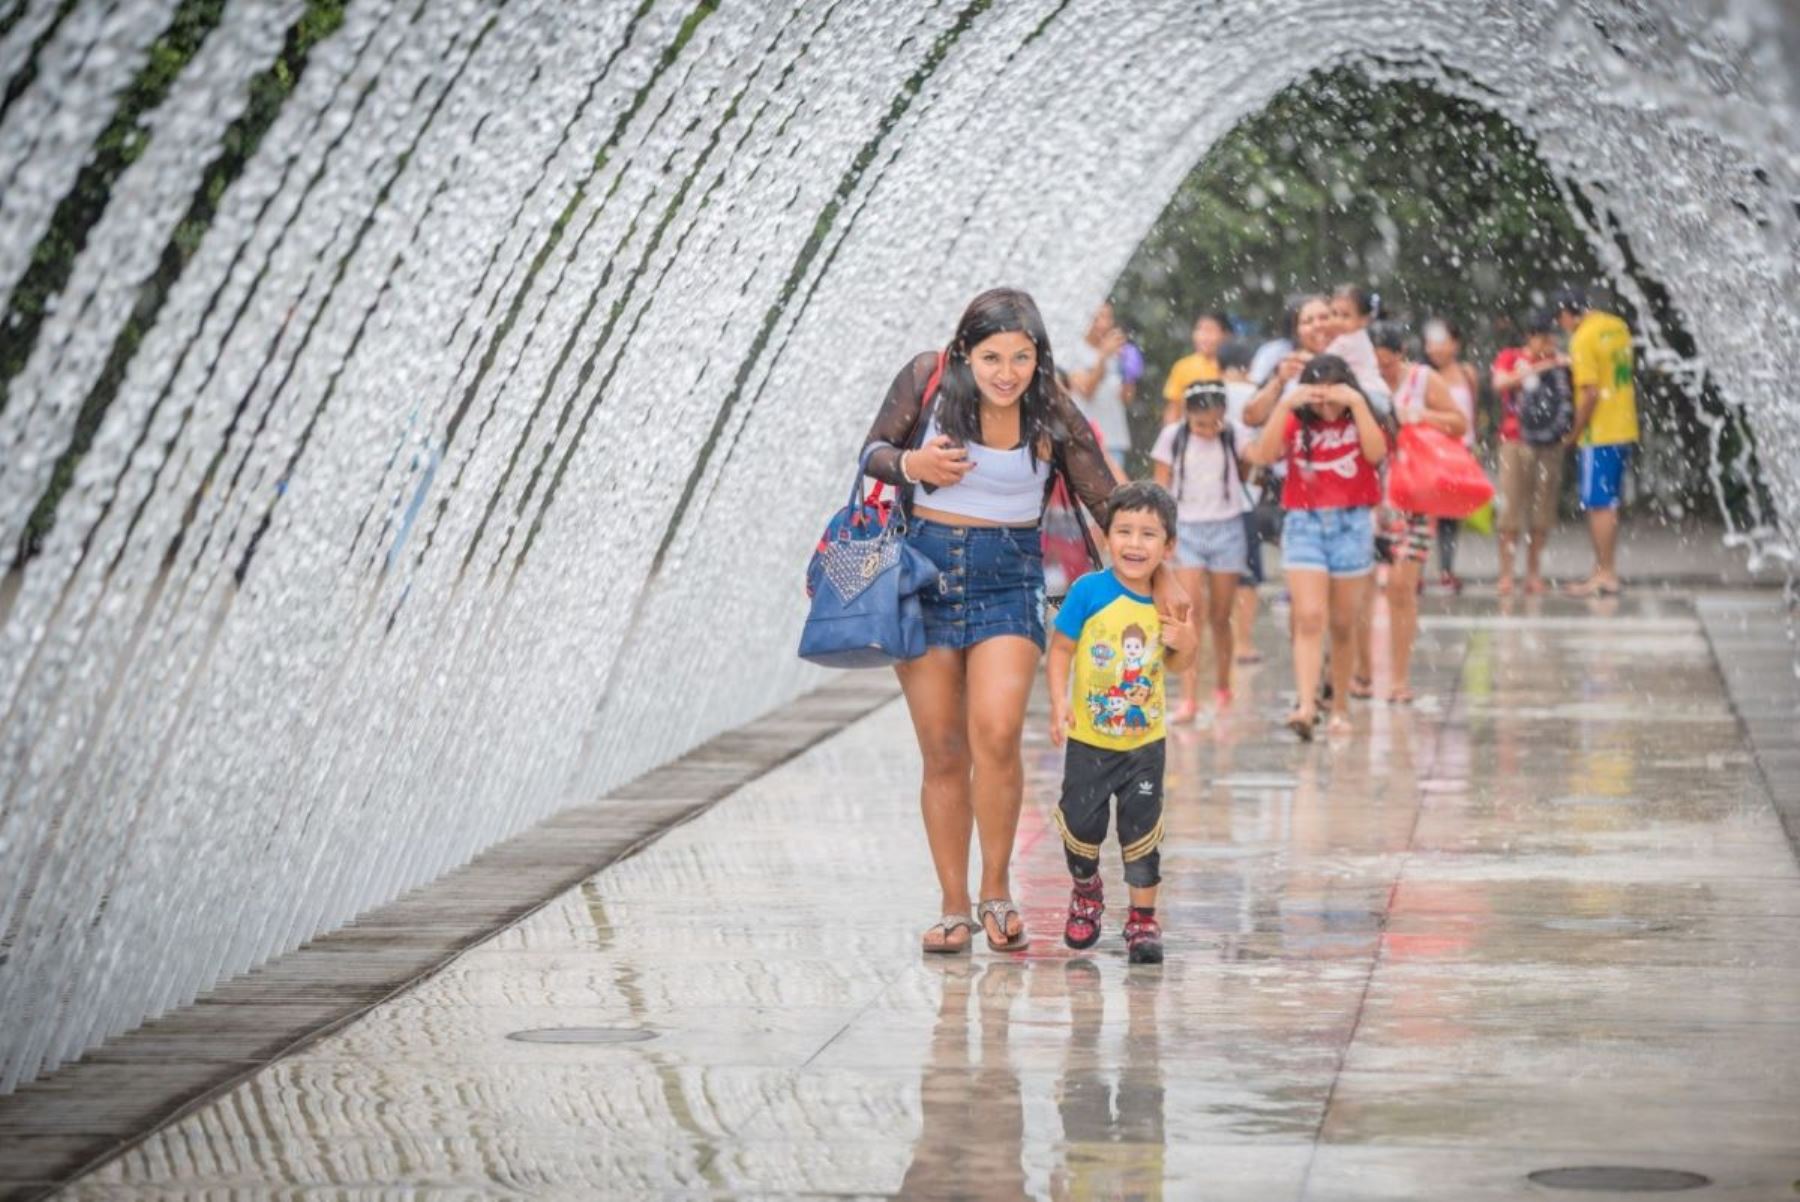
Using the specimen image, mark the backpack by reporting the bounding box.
[1518,364,1574,446]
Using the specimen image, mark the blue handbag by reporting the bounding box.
[797,448,942,668]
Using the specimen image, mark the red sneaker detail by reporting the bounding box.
[1064,879,1104,950]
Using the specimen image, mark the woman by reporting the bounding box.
[1372,322,1469,704]
[1422,318,1479,593]
[1241,295,1337,430]
[861,288,1181,955]
[1244,355,1388,739]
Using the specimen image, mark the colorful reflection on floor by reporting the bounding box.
[62,593,1800,1200]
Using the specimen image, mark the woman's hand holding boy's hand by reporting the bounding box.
[1161,614,1198,657]
[904,435,975,487]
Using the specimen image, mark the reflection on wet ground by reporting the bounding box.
[60,594,1800,1199]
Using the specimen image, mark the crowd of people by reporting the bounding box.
[851,283,1637,962]
[1058,285,1640,740]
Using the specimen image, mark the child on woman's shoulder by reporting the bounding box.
[1045,482,1197,964]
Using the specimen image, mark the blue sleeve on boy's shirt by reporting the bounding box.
[1054,572,1114,642]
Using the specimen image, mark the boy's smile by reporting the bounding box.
[1106,509,1171,586]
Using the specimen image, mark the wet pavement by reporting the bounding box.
[48,592,1800,1199]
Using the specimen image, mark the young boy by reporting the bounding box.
[1047,482,1197,964]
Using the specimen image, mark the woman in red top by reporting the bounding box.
[1244,355,1387,739]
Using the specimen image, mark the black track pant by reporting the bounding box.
[1055,739,1165,888]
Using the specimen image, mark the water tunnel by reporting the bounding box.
[0,0,1795,1094]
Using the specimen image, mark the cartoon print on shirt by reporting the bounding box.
[1101,688,1129,737]
[1119,624,1148,683]
[1088,641,1115,671]
[1122,676,1154,733]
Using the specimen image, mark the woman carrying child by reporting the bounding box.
[1243,355,1388,740]
[1150,381,1247,722]
[861,288,1186,956]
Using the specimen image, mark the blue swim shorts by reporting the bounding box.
[1281,507,1374,579]
[1578,444,1633,511]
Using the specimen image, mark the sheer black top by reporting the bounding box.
[860,351,1119,525]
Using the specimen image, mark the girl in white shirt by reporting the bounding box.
[1151,382,1249,721]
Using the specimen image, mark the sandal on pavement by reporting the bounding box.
[922,914,975,956]
[1348,675,1375,700]
[1285,710,1316,743]
[978,898,1030,953]
[1388,686,1415,706]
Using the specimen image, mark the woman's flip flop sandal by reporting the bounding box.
[1285,712,1316,743]
[978,899,1030,953]
[922,914,976,955]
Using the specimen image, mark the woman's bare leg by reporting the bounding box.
[1353,575,1376,691]
[1206,570,1238,693]
[1287,569,1330,723]
[1175,566,1206,710]
[964,635,1041,943]
[1233,585,1260,661]
[1330,575,1369,722]
[1386,557,1422,700]
[895,648,972,947]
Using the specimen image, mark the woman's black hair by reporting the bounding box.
[935,287,1056,467]
[1171,382,1240,507]
[1218,337,1255,374]
[1368,320,1408,354]
[1298,352,1361,389]
[1333,283,1380,319]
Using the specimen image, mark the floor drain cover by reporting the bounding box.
[507,1027,658,1045]
[1215,773,1298,790]
[1527,1166,1711,1191]
[1538,916,1661,934]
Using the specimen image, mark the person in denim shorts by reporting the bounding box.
[860,289,1187,957]
[1244,355,1388,739]
[1151,382,1247,721]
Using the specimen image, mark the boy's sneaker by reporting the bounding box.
[1124,907,1163,965]
[1064,877,1104,950]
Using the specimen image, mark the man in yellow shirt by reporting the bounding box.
[1557,288,1637,596]
[1161,311,1226,424]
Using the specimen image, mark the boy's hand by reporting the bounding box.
[1161,614,1198,656]
[1049,697,1073,746]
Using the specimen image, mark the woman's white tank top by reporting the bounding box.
[1447,374,1476,447]
[915,415,1044,524]
[1394,364,1431,424]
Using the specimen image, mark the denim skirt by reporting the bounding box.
[906,519,1047,651]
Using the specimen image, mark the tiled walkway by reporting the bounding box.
[52,593,1800,1200]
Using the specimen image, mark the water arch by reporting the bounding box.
[0,0,1793,1089]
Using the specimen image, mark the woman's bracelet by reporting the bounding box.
[899,449,919,485]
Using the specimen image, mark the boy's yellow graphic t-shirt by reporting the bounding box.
[1570,310,1638,446]
[1054,570,1165,750]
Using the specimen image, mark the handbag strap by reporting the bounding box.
[867,351,948,510]
[1042,452,1105,582]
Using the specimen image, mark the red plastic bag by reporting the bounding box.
[1387,424,1494,519]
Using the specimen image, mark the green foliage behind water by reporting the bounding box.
[1110,67,1767,527]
